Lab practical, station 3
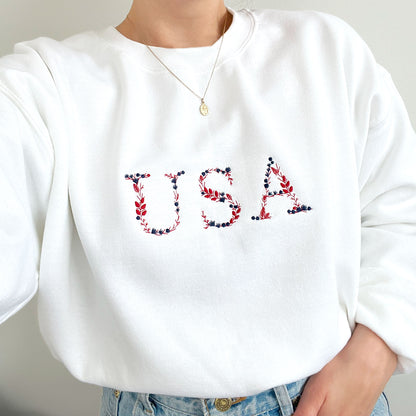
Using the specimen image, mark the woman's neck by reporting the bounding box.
[115,0,232,48]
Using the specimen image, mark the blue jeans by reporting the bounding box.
[99,376,392,416]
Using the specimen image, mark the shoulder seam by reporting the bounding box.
[0,80,55,159]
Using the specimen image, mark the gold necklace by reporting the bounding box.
[128,11,229,116]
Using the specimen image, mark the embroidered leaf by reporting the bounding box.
[133,184,140,193]
[226,194,232,200]
[204,187,208,194]
[282,175,286,182]
[232,211,236,216]
[209,188,213,194]
[215,190,219,197]
[236,207,241,213]
[280,183,286,188]
[286,180,290,187]
[271,167,279,175]
[204,195,211,199]
[199,175,204,181]
[140,197,145,204]
[135,201,140,207]
[142,210,147,215]
[289,186,293,192]
[284,189,289,193]
[142,204,146,210]
[265,213,271,219]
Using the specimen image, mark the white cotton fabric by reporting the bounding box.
[1,6,416,397]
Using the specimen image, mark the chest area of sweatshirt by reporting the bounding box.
[65,56,359,241]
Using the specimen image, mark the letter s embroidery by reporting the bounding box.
[199,167,241,229]
[124,170,185,236]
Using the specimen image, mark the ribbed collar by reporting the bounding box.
[94,6,255,73]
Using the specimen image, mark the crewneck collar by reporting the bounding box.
[95,6,255,73]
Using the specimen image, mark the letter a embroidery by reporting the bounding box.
[124,170,185,236]
[199,167,241,229]
[251,156,312,221]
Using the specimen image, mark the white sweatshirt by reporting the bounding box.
[1,6,416,397]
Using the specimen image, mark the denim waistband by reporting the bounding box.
[134,376,310,416]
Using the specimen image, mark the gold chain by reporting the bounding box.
[139,11,229,116]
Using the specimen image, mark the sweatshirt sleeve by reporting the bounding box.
[355,64,416,375]
[0,66,55,324]
[327,13,416,375]
[320,10,416,375]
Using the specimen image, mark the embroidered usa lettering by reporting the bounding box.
[124,156,312,236]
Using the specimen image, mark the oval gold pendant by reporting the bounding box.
[199,101,209,116]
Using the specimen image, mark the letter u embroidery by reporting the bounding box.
[124,170,185,236]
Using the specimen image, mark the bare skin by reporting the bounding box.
[293,323,397,416]
[115,2,398,414]
[114,0,232,48]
